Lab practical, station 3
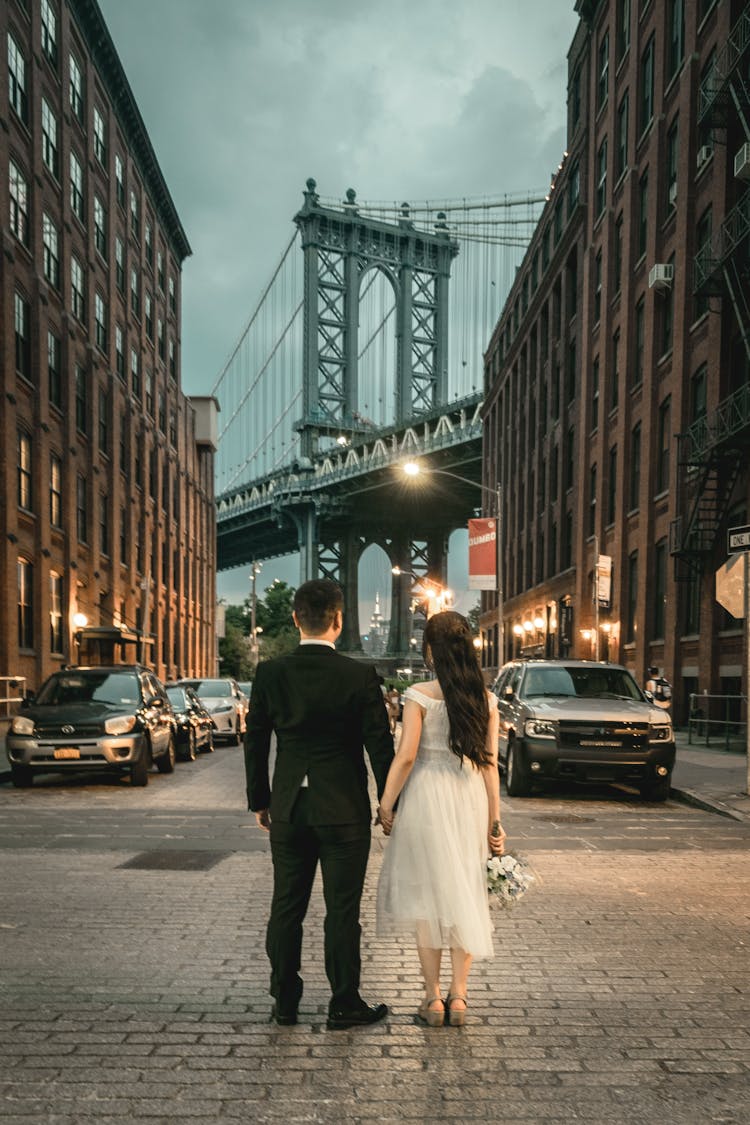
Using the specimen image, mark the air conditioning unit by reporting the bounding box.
[648,263,674,291]
[668,181,678,207]
[734,141,750,180]
[696,144,713,170]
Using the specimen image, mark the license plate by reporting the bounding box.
[53,747,80,760]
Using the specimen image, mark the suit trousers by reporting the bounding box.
[266,790,371,1010]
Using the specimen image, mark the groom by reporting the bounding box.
[244,578,394,1028]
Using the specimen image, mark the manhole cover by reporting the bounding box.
[539,815,596,824]
[118,849,231,871]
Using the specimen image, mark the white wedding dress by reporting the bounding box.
[376,686,496,958]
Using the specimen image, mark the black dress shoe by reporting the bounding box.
[326,1000,388,1030]
[270,1002,298,1026]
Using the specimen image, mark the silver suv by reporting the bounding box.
[492,659,675,801]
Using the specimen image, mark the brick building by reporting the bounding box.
[480,0,749,724]
[1,0,218,690]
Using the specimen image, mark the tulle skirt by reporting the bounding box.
[376,756,494,958]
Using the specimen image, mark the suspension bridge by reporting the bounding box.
[213,178,544,652]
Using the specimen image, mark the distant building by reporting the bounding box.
[1,0,217,687]
[480,0,749,725]
[363,592,387,656]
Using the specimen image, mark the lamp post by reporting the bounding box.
[402,461,504,664]
[250,561,262,666]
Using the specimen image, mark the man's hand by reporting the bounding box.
[376,806,394,835]
[255,809,271,832]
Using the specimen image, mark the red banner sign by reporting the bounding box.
[468,518,496,590]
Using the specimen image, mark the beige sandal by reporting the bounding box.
[417,996,445,1027]
[446,994,467,1027]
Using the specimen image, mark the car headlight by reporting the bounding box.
[104,715,138,735]
[524,718,556,739]
[11,715,35,735]
[649,722,673,742]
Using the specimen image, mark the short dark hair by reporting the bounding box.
[293,579,343,635]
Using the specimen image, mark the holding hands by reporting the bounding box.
[488,819,506,856]
[376,806,394,835]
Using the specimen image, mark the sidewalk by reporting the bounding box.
[1,724,748,820]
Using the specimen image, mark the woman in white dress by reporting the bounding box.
[376,611,505,1027]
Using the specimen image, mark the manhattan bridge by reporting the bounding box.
[213,179,545,653]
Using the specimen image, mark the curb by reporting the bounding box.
[670,785,748,823]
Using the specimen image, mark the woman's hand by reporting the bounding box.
[488,821,506,855]
[376,806,394,835]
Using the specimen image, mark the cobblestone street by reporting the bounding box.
[1,748,749,1123]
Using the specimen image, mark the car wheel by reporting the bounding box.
[640,774,671,802]
[130,754,149,787]
[156,733,176,774]
[11,765,33,788]
[505,739,532,798]
[185,728,197,762]
[229,722,241,748]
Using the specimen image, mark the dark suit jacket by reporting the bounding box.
[244,645,394,825]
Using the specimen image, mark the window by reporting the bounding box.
[639,36,654,134]
[594,250,602,323]
[48,329,61,406]
[69,52,84,121]
[588,464,597,537]
[75,363,87,433]
[41,99,59,179]
[616,92,629,179]
[660,255,675,355]
[131,348,140,398]
[598,30,609,110]
[17,559,34,650]
[50,452,62,526]
[115,324,125,380]
[130,189,140,238]
[697,49,716,151]
[17,430,32,510]
[157,317,165,360]
[157,249,165,291]
[120,506,128,564]
[14,291,31,379]
[76,475,88,543]
[71,256,86,322]
[611,328,621,408]
[592,356,600,430]
[568,159,580,214]
[566,339,576,403]
[653,540,667,639]
[625,551,638,643]
[614,213,623,293]
[9,159,29,245]
[93,106,107,166]
[656,397,671,493]
[98,385,109,453]
[169,410,177,447]
[691,365,707,425]
[158,390,166,433]
[94,196,107,259]
[616,0,631,61]
[565,426,575,490]
[8,33,28,124]
[571,66,581,132]
[169,274,176,314]
[145,291,153,339]
[130,268,140,317]
[667,0,685,81]
[694,206,712,320]
[665,116,678,214]
[115,153,125,207]
[145,369,154,416]
[100,493,110,557]
[542,228,550,271]
[145,219,153,265]
[554,200,563,244]
[119,412,128,476]
[70,151,85,222]
[115,236,125,291]
[50,571,63,653]
[637,169,648,257]
[168,337,176,379]
[42,213,59,288]
[607,446,617,524]
[634,297,645,387]
[41,0,57,68]
[596,137,608,216]
[149,446,157,499]
[95,292,108,353]
[629,423,641,510]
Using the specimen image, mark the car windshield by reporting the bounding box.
[522,666,643,701]
[36,671,140,707]
[166,687,188,710]
[191,679,233,697]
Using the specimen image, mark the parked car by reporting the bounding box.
[180,678,246,745]
[236,681,253,718]
[491,659,675,801]
[165,684,214,760]
[6,665,177,788]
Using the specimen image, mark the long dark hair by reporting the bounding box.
[423,611,491,767]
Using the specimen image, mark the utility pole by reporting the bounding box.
[250,561,262,666]
[496,483,504,666]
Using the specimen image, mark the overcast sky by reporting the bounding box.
[98,0,580,618]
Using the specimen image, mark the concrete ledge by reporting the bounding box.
[670,785,748,823]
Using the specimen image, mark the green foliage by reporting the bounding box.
[255,580,296,637]
[466,600,481,634]
[225,603,250,635]
[218,621,253,679]
[257,626,299,662]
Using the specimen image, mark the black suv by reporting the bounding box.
[6,665,176,788]
[492,659,676,801]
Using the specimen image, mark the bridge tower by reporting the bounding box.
[292,180,459,645]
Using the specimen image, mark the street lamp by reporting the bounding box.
[401,461,504,663]
[250,561,262,665]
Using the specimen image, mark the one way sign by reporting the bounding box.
[728,525,750,553]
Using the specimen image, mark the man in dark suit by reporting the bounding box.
[244,578,394,1029]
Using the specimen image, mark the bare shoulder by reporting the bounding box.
[407,680,442,702]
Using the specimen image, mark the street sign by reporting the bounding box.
[728,524,750,553]
[715,555,745,619]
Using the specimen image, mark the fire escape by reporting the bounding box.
[670,7,750,579]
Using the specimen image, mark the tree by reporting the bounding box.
[258,626,299,662]
[467,600,481,634]
[255,579,295,636]
[218,621,253,679]
[225,603,250,636]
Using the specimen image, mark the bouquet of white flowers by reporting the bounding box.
[486,852,534,909]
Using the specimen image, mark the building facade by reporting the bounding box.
[480,0,749,725]
[1,0,218,689]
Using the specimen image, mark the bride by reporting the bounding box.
[376,610,505,1027]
